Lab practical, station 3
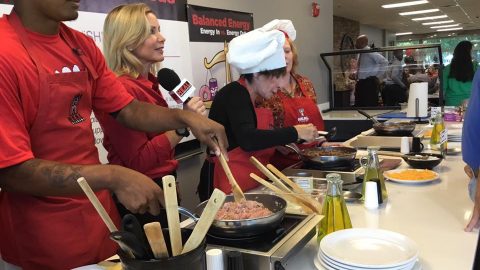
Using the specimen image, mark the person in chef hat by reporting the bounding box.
[256,19,335,170]
[197,25,318,201]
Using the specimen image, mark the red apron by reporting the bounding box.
[212,82,276,194]
[0,14,120,270]
[270,76,325,169]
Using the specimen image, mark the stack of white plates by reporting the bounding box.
[448,130,462,142]
[317,228,420,270]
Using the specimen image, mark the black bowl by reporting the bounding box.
[402,154,443,169]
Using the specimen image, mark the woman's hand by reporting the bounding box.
[184,96,207,116]
[294,124,318,143]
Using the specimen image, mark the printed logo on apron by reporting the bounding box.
[68,94,85,124]
[297,107,310,123]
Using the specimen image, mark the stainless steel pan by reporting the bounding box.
[180,193,286,238]
[286,144,357,167]
[357,110,416,136]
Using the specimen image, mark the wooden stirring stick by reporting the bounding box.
[162,175,182,256]
[182,189,226,254]
[77,177,134,259]
[249,173,315,214]
[213,137,245,202]
[143,222,169,259]
[265,163,323,212]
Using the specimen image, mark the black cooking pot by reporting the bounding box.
[357,110,416,136]
[119,228,206,270]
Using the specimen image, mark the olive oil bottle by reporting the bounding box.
[317,173,352,242]
[361,146,388,200]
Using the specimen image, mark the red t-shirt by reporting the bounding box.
[0,17,133,270]
[97,73,177,179]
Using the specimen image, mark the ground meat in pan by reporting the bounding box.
[215,199,273,220]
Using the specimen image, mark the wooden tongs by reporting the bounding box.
[249,156,322,214]
[213,137,245,202]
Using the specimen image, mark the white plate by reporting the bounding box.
[319,228,418,268]
[319,250,416,270]
[314,257,422,270]
[383,169,439,184]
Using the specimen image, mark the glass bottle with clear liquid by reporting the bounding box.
[317,173,352,242]
[361,146,388,201]
[430,113,447,156]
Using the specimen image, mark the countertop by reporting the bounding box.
[286,124,478,270]
[86,122,477,270]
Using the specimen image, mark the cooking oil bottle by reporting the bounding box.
[317,173,352,242]
[430,113,447,156]
[361,146,388,201]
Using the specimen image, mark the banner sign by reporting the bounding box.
[80,0,187,21]
[187,4,253,43]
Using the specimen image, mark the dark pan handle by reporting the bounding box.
[357,110,380,124]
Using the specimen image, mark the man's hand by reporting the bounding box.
[465,165,480,232]
[109,166,165,215]
[186,115,228,157]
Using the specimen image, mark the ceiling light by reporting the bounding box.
[430,24,460,29]
[412,15,448,21]
[395,32,413,36]
[436,27,463,32]
[382,0,428,8]
[400,9,439,16]
[422,20,454,25]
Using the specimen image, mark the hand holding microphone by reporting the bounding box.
[157,68,227,157]
[157,68,196,104]
[184,96,207,116]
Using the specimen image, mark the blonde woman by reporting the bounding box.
[98,3,205,223]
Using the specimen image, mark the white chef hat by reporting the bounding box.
[227,28,286,74]
[260,19,296,41]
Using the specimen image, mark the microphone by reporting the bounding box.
[157,68,195,104]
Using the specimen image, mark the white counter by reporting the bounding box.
[286,144,478,270]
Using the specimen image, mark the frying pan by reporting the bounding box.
[357,110,416,136]
[180,193,286,238]
[285,144,357,167]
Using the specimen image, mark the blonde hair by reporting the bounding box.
[103,3,159,77]
[287,38,299,74]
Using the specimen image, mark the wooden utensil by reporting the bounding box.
[143,222,169,259]
[249,173,316,214]
[182,188,226,254]
[250,157,322,213]
[214,137,245,202]
[265,162,323,212]
[162,175,182,256]
[250,156,292,192]
[77,177,134,259]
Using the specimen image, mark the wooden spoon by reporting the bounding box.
[162,175,182,256]
[143,222,169,259]
[182,188,226,254]
[214,137,245,202]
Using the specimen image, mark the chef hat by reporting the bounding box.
[227,28,286,74]
[260,19,296,41]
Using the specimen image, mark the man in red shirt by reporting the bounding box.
[0,1,227,269]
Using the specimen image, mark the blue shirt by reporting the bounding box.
[462,69,480,169]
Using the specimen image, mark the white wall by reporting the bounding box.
[188,0,334,104]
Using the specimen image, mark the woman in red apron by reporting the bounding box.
[198,25,318,201]
[257,20,340,170]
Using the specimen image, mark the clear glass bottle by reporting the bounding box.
[361,146,388,200]
[317,173,352,242]
[430,113,447,156]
